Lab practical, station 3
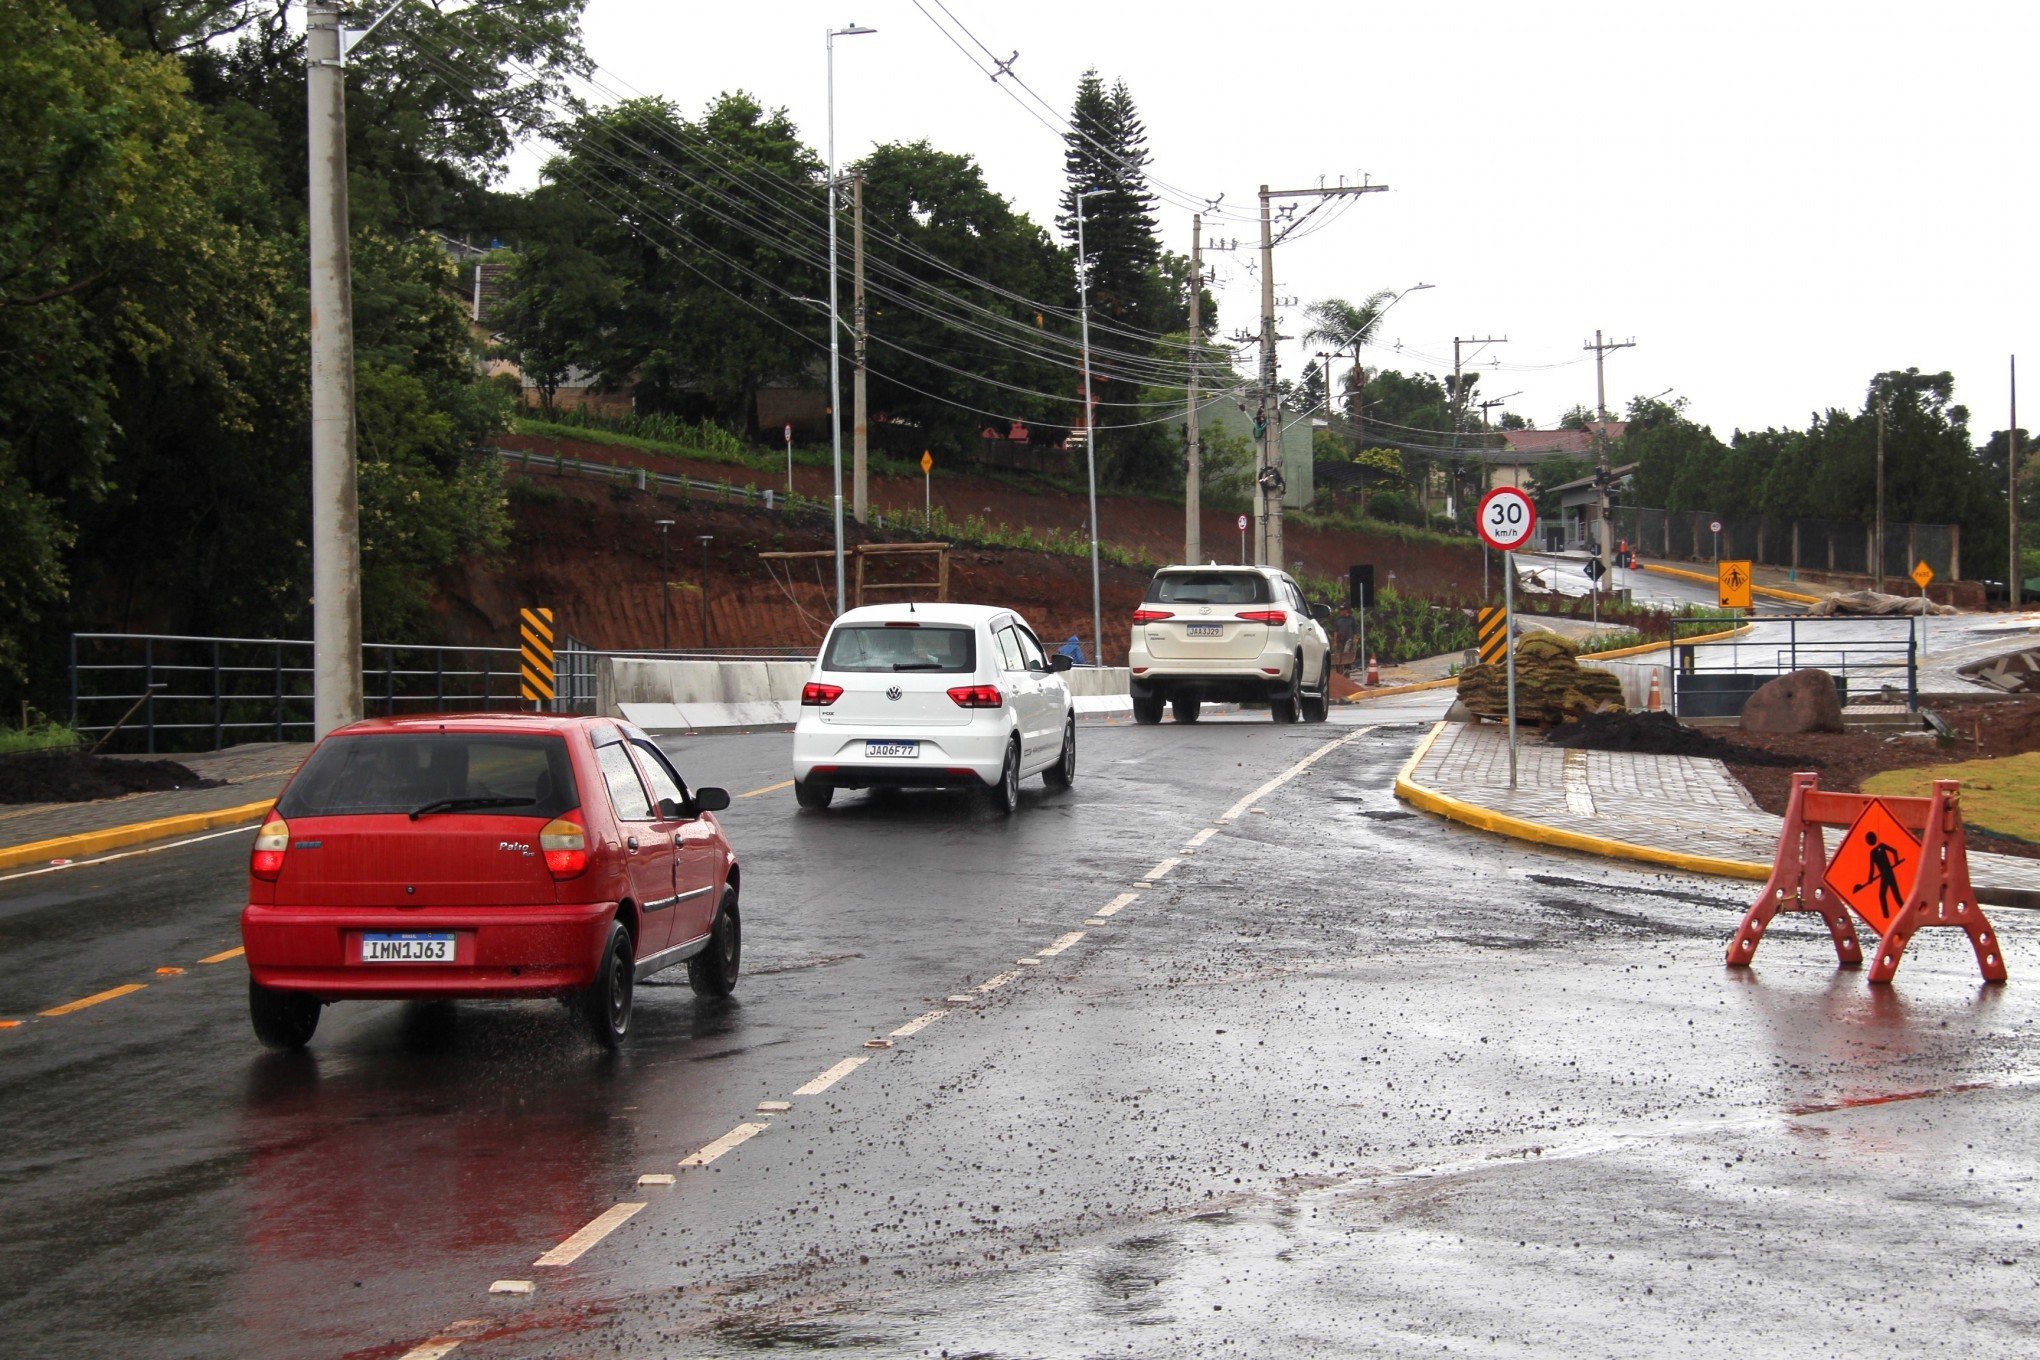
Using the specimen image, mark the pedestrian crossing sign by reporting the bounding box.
[1717,559,1753,609]
[1823,798,1921,934]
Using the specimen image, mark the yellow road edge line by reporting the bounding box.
[678,1121,769,1167]
[197,946,245,965]
[1637,560,1826,605]
[792,1055,869,1096]
[532,1201,646,1267]
[739,779,794,798]
[0,799,276,873]
[1392,721,1770,882]
[39,983,149,1018]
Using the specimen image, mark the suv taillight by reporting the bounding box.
[541,814,588,879]
[801,681,844,706]
[947,684,1003,708]
[1237,609,1288,625]
[1131,608,1174,623]
[251,810,288,882]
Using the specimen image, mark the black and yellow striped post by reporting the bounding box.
[519,607,556,706]
[1476,606,1508,666]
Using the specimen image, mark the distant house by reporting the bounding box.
[1544,460,1638,552]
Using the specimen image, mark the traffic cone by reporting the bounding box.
[1647,670,1662,711]
[1366,654,1379,687]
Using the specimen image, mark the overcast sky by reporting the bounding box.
[519,0,2035,441]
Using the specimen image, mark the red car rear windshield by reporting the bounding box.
[278,733,580,819]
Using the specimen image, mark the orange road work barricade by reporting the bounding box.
[1727,772,2006,985]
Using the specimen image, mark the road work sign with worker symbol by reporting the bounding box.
[1824,798,1922,934]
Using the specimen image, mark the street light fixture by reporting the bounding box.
[1074,186,1109,667]
[654,519,675,650]
[826,21,876,619]
[697,535,713,646]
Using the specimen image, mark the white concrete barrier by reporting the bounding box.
[604,656,1132,732]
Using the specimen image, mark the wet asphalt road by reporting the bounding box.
[2,708,2037,1359]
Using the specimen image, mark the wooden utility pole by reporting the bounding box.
[1450,335,1505,522]
[1185,213,1202,565]
[1255,179,1388,567]
[851,175,869,524]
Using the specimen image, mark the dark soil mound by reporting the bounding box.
[0,752,225,805]
[1544,710,1799,766]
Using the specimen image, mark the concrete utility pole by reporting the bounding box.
[1074,188,1107,667]
[1255,179,1388,569]
[851,174,869,525]
[1185,213,1202,566]
[1875,396,1887,592]
[306,1,363,738]
[824,22,875,614]
[1449,335,1506,522]
[2012,355,2022,610]
[1582,329,1636,591]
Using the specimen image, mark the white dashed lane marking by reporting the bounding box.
[891,1009,947,1038]
[793,1056,868,1096]
[679,1122,770,1166]
[1142,857,1181,881]
[1095,892,1138,918]
[1184,826,1218,850]
[1215,728,1368,824]
[397,1341,464,1360]
[1038,931,1086,957]
[533,1202,646,1267]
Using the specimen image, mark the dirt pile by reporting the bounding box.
[1546,710,1798,765]
[0,753,224,805]
[1456,634,1625,724]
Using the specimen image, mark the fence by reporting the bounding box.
[1612,507,1959,583]
[1668,614,1918,717]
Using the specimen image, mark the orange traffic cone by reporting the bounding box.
[1647,670,1662,711]
[1366,654,1380,687]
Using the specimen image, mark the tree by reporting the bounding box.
[1301,292,1395,417]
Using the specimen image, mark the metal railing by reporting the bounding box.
[69,633,598,753]
[1669,614,1917,717]
[1614,506,1959,582]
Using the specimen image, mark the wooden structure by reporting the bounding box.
[758,542,951,610]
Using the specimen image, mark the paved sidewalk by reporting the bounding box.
[0,743,306,856]
[1401,719,2040,900]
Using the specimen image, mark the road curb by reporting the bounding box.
[0,799,275,872]
[1638,561,1825,605]
[1392,721,2039,909]
[1337,625,1754,704]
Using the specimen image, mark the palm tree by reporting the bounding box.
[1300,290,1398,417]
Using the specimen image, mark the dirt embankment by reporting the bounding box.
[436,472,1160,664]
[495,431,1487,599]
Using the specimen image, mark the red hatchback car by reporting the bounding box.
[240,713,740,1049]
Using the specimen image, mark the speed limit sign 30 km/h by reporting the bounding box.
[1477,487,1537,553]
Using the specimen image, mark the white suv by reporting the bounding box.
[1126,565,1334,724]
[791,603,1077,814]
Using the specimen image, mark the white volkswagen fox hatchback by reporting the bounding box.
[791,603,1076,814]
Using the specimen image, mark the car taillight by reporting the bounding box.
[541,814,588,879]
[250,811,288,882]
[1131,608,1174,623]
[1237,609,1288,625]
[801,681,844,706]
[947,684,1003,708]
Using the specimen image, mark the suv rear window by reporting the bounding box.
[1146,571,1271,605]
[821,624,976,673]
[278,733,579,819]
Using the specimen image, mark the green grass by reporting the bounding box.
[511,415,922,481]
[1864,752,2040,844]
[0,721,81,756]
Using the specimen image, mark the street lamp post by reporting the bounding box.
[1074,187,1108,668]
[698,535,714,646]
[826,21,876,618]
[654,519,675,650]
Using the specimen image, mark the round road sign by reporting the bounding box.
[1476,487,1537,552]
[1709,519,1722,534]
[1237,514,1249,531]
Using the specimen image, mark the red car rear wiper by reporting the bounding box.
[408,796,535,821]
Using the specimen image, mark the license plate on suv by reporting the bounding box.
[865,740,919,759]
[361,932,456,963]
[1187,623,1223,637]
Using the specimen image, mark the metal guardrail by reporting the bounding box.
[68,632,602,753]
[1669,614,1917,717]
[496,446,826,517]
